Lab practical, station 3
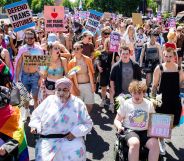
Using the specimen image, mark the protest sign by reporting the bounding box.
[132,13,143,25]
[44,6,66,32]
[109,31,121,52]
[65,7,69,15]
[85,10,103,35]
[4,0,35,32]
[79,11,88,19]
[148,113,174,139]
[157,11,162,23]
[24,55,51,66]
[169,17,176,28]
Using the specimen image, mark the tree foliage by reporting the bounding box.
[147,0,157,14]
[92,0,141,16]
[31,0,54,13]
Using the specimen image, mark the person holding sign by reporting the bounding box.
[39,41,68,102]
[151,46,184,155]
[114,80,160,161]
[15,29,43,120]
[96,38,119,111]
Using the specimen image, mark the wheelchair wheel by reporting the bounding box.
[113,140,125,161]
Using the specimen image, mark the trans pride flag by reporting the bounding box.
[0,105,29,161]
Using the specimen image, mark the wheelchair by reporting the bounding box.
[114,132,164,161]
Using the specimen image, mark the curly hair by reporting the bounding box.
[128,80,147,94]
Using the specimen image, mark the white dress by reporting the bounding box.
[29,95,93,161]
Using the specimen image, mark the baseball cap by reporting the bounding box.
[47,33,58,45]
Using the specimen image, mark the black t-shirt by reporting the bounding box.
[98,51,119,71]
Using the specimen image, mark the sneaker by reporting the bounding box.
[109,103,114,113]
[100,99,106,107]
[159,139,166,155]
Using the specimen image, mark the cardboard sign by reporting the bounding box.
[148,113,174,139]
[132,13,143,25]
[85,10,103,35]
[109,31,121,52]
[169,18,176,28]
[4,0,35,32]
[44,6,66,32]
[24,55,51,66]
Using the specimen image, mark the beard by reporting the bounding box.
[56,91,70,103]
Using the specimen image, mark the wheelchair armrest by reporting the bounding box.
[116,132,126,141]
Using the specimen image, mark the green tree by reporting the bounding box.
[62,0,73,9]
[147,0,157,14]
[91,0,141,16]
[31,0,54,13]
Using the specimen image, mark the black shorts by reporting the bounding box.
[124,129,151,147]
[99,71,110,87]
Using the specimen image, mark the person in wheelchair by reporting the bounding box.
[114,80,160,161]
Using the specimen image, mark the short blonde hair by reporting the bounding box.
[167,31,176,41]
[128,80,147,94]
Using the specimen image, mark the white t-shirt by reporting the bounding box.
[117,98,155,131]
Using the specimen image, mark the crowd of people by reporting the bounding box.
[0,11,184,161]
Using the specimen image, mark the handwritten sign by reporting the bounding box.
[44,6,66,32]
[148,113,174,139]
[109,31,121,52]
[24,55,51,66]
[4,0,35,32]
[132,13,143,25]
[85,10,103,35]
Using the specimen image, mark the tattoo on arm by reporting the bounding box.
[151,86,157,98]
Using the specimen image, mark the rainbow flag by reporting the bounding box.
[0,105,29,161]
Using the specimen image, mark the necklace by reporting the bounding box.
[77,58,85,66]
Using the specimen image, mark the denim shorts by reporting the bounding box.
[21,71,40,97]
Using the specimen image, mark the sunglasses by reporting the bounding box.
[26,37,34,40]
[104,32,110,35]
[121,52,129,55]
[53,47,60,50]
[164,55,173,58]
[73,47,82,51]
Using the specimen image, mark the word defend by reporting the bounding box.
[44,6,66,32]
[148,113,174,139]
[4,0,35,32]
[109,32,121,52]
[85,10,103,35]
[24,55,51,66]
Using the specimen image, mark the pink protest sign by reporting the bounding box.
[148,113,174,139]
[44,6,66,32]
[109,31,121,52]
